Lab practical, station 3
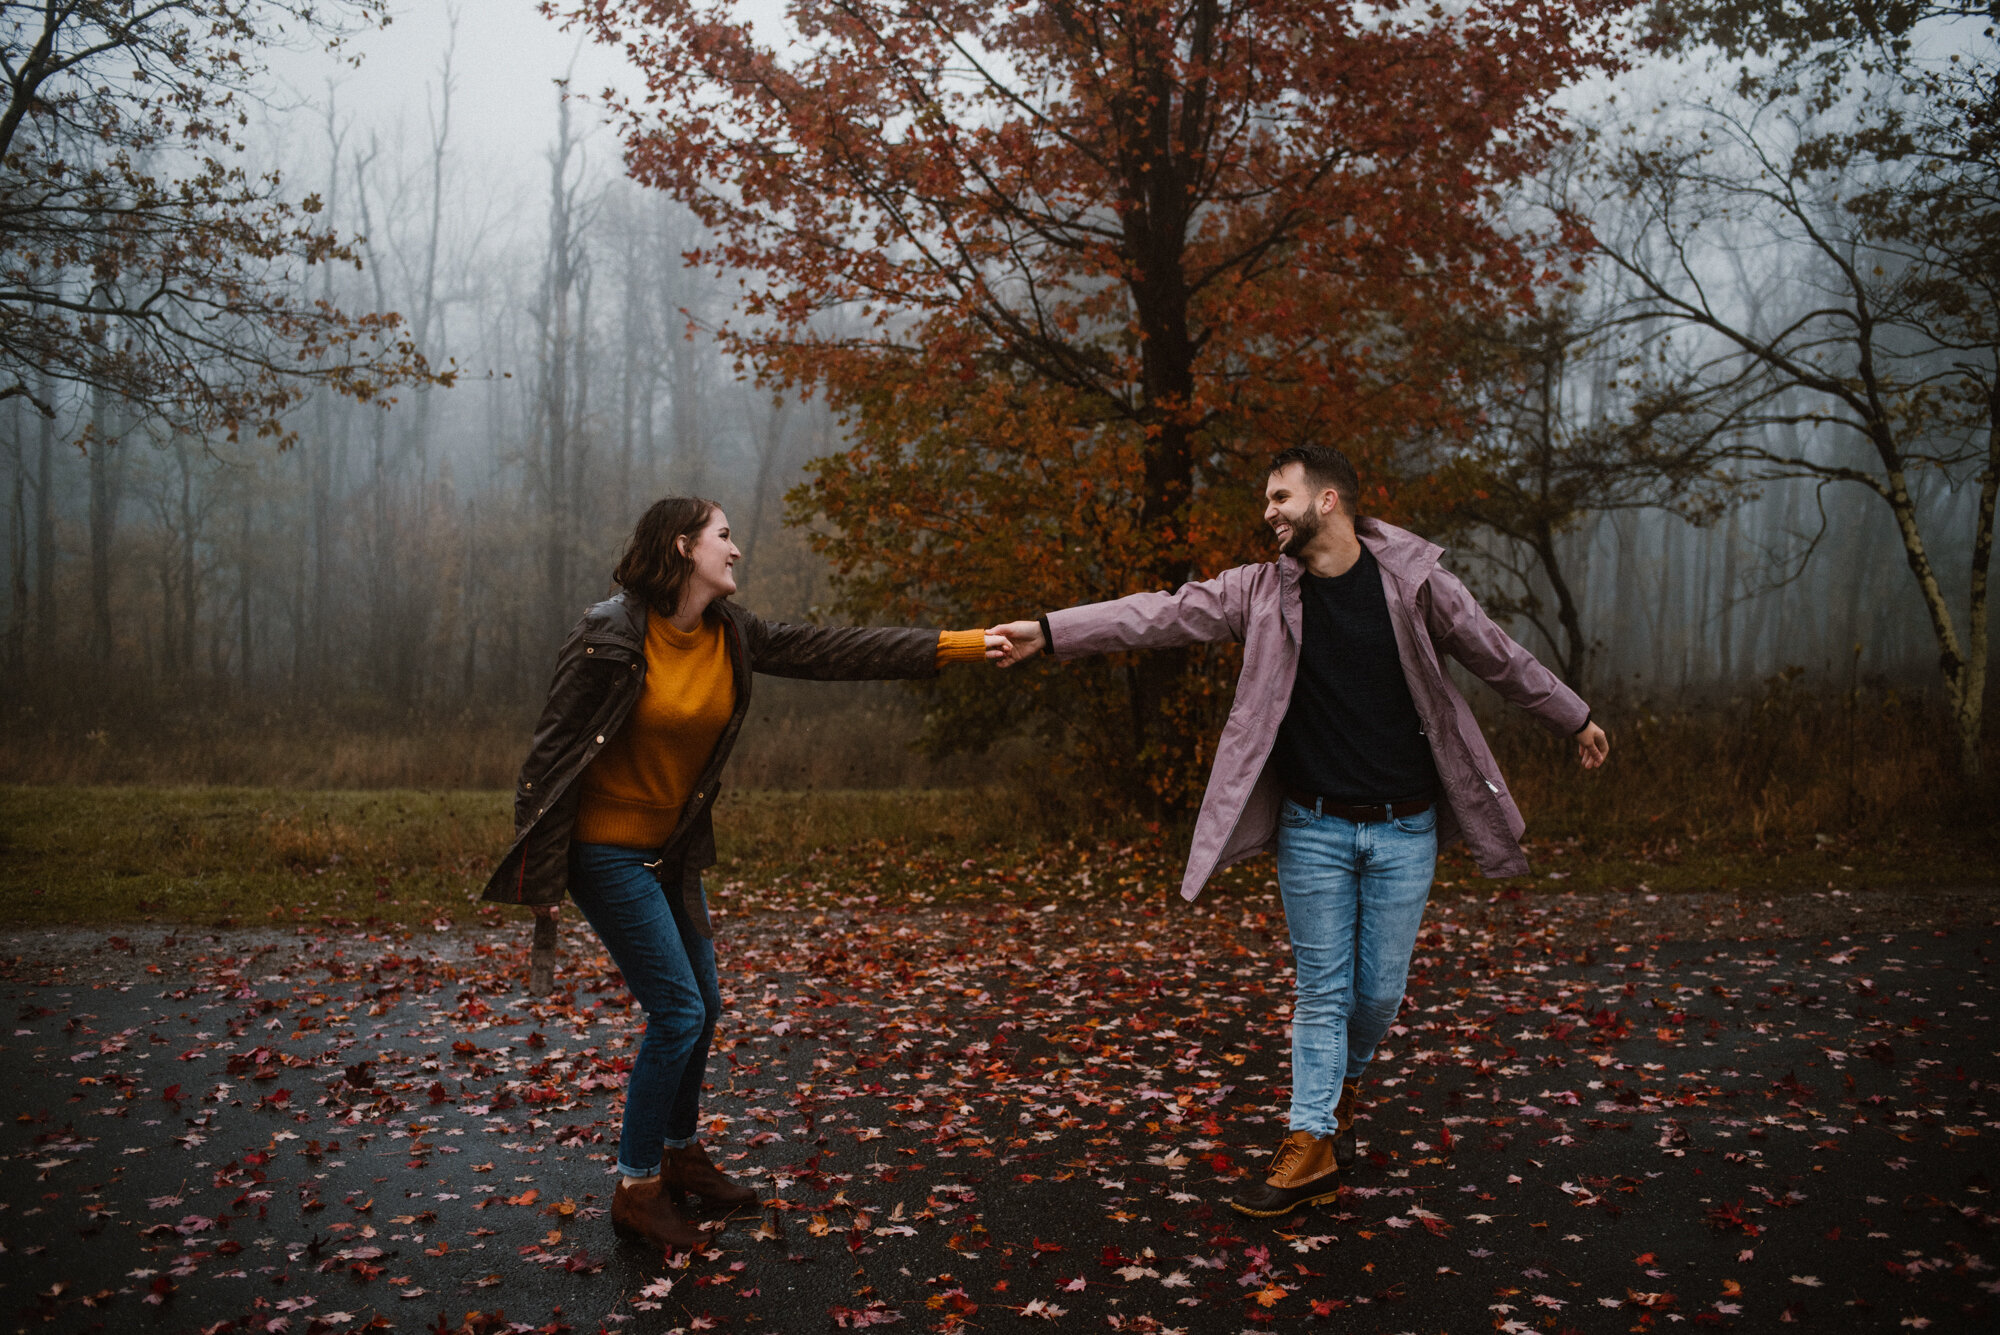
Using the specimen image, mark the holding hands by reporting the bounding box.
[985,620,1045,667]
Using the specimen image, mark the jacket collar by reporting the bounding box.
[1273,518,1441,585]
[596,590,743,645]
[592,590,648,649]
[1357,518,1443,587]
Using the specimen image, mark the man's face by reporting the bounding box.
[1264,463,1337,558]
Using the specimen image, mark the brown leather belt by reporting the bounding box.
[1284,790,1433,823]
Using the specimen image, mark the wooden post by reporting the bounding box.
[530,915,558,996]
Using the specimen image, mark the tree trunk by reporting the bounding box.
[238,497,255,688]
[394,26,458,713]
[618,239,642,510]
[311,94,345,690]
[538,89,593,638]
[178,441,197,677]
[742,397,787,563]
[33,391,54,658]
[1954,388,1996,780]
[367,395,394,694]
[353,140,409,709]
[288,448,308,688]
[669,309,701,495]
[1878,451,1983,780]
[309,401,334,681]
[6,407,25,673]
[462,496,479,704]
[566,269,594,597]
[156,555,176,679]
[660,197,703,495]
[1716,503,1740,682]
[86,391,127,664]
[1116,12,1205,816]
[1529,523,1589,689]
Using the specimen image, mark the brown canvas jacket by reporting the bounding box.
[482,590,940,934]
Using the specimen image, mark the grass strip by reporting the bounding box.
[0,784,1990,930]
[0,786,1041,928]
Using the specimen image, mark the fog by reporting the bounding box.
[1,1,1989,785]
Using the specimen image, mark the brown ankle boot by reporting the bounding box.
[1228,1130,1341,1218]
[662,1142,759,1210]
[611,1175,705,1251]
[1334,1085,1360,1170]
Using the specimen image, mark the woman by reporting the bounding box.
[483,496,993,1251]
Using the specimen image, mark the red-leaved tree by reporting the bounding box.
[558,0,1630,814]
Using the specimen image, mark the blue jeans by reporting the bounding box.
[1274,799,1438,1136]
[567,843,720,1178]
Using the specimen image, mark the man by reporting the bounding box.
[988,445,1609,1217]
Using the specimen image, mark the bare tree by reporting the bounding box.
[137,433,218,680]
[1424,292,1735,687]
[528,84,601,635]
[1594,63,1994,776]
[4,399,24,670]
[0,1,441,440]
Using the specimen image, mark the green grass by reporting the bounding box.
[0,785,1047,928]
[1,783,1991,930]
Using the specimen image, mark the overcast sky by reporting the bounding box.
[264,1,658,206]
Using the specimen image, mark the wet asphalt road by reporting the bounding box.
[2,903,1997,1335]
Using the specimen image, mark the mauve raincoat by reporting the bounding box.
[1047,519,1591,899]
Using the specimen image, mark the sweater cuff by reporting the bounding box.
[935,629,989,667]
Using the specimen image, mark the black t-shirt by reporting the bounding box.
[1271,545,1438,803]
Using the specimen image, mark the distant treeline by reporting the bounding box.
[1,3,1991,794]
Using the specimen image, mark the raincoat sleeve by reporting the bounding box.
[1044,567,1251,661]
[1420,566,1590,736]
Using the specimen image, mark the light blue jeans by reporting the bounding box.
[1275,798,1438,1136]
[567,843,720,1178]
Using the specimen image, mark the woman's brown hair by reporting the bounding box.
[612,496,721,616]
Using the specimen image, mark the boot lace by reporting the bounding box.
[1266,1132,1312,1180]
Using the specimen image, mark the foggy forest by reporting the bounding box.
[1,1,1992,799]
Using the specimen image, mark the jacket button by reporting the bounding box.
[596,735,606,744]
[585,646,594,654]
[523,781,533,790]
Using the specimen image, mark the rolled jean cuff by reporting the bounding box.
[662,1135,695,1151]
[617,1158,662,1180]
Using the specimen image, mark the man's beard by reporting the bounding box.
[1279,505,1321,558]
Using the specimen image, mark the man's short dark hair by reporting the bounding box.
[1268,445,1363,518]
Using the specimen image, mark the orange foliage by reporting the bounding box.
[558,0,1630,813]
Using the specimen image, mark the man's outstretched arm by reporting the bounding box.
[1424,566,1608,770]
[987,570,1249,668]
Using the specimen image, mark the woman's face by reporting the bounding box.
[679,509,740,608]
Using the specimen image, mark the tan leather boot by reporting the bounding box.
[611,1175,705,1252]
[1334,1084,1360,1169]
[662,1142,759,1210]
[1228,1130,1341,1217]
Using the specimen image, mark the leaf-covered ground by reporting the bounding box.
[3,846,1996,1334]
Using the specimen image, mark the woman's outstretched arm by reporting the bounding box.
[743,613,998,680]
